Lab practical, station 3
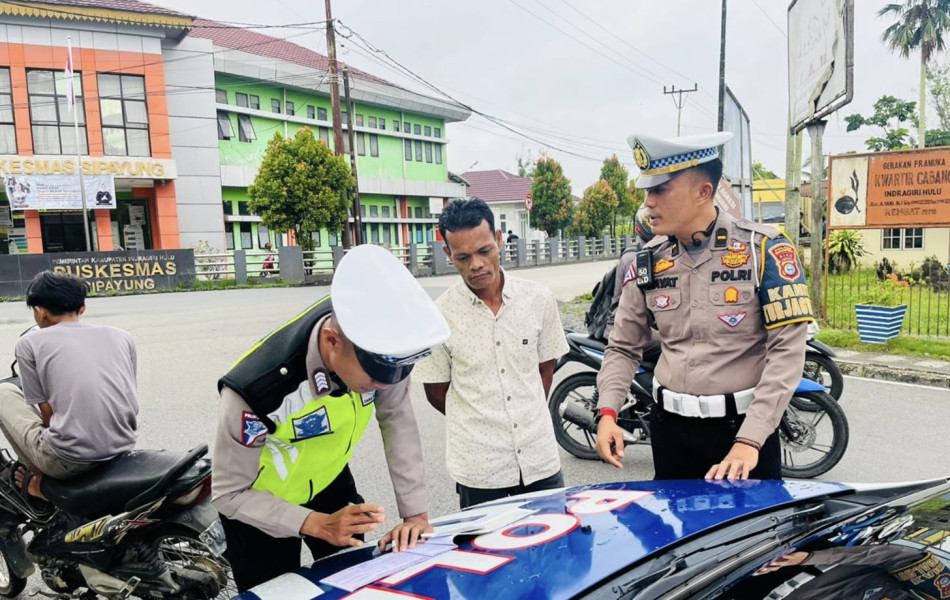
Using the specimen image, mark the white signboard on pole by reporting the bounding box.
[788,0,854,133]
[2,173,116,210]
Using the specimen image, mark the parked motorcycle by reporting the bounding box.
[801,335,844,401]
[549,331,850,479]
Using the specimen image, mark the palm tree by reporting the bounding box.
[880,0,950,148]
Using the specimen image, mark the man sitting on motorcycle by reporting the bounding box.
[0,271,138,508]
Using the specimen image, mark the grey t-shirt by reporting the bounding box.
[16,322,138,462]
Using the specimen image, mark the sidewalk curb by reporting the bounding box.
[836,360,950,390]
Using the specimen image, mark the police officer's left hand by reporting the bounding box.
[705,442,759,480]
[379,513,432,553]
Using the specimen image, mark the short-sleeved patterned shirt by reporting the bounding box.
[414,272,569,489]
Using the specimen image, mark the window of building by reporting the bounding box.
[0,68,15,153]
[235,92,248,108]
[424,125,431,137]
[379,118,386,130]
[499,213,507,232]
[403,121,410,134]
[393,120,400,132]
[414,124,421,135]
[250,95,260,110]
[343,133,350,155]
[435,144,443,164]
[271,99,281,114]
[370,224,380,244]
[435,127,442,138]
[370,134,379,157]
[318,107,327,121]
[27,69,88,154]
[369,205,378,217]
[414,140,423,162]
[342,111,348,125]
[98,74,150,156]
[307,105,315,120]
[238,201,250,215]
[383,225,392,245]
[416,228,423,243]
[356,133,366,156]
[222,200,232,215]
[382,205,390,218]
[258,225,270,248]
[286,101,295,116]
[319,127,330,146]
[356,114,364,126]
[329,231,338,246]
[883,228,924,250]
[311,230,322,247]
[425,142,433,163]
[238,114,256,142]
[226,228,235,250]
[414,207,423,218]
[240,223,253,249]
[404,139,412,160]
[359,204,366,217]
[217,111,233,140]
[215,88,227,104]
[369,116,377,128]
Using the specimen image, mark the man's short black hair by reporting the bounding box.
[25,271,87,315]
[690,158,723,196]
[438,198,495,240]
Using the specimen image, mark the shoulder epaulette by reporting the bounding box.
[734,218,782,240]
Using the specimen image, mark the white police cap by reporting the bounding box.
[331,244,449,383]
[628,132,734,189]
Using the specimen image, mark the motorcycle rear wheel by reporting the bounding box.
[0,545,25,598]
[549,372,601,460]
[151,528,235,600]
[793,352,844,409]
[780,390,849,479]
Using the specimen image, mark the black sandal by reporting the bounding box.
[13,464,54,515]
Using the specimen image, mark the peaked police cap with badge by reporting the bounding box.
[629,132,734,189]
[332,244,450,385]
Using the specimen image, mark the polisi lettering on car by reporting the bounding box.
[711,269,753,282]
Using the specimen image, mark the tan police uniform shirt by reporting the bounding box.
[597,210,811,445]
[414,272,569,489]
[212,317,427,539]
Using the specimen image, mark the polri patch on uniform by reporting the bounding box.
[313,369,331,394]
[653,258,674,274]
[291,407,332,441]
[768,243,801,282]
[653,294,671,309]
[721,241,750,268]
[361,390,376,406]
[241,411,268,447]
[718,312,747,327]
[724,286,739,303]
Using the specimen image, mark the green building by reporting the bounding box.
[188,20,471,253]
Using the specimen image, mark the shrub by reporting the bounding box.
[828,230,865,273]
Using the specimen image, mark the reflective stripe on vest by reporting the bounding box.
[252,388,375,504]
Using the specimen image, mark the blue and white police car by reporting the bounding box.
[234,477,950,600]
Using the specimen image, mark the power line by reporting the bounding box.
[751,0,787,39]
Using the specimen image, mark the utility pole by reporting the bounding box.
[717,0,727,131]
[663,84,698,136]
[343,65,363,246]
[784,125,803,247]
[324,0,351,247]
[807,121,826,320]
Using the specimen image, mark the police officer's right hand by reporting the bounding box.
[300,503,386,547]
[596,417,625,469]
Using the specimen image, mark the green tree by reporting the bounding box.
[752,160,779,179]
[844,95,917,151]
[569,180,618,237]
[530,157,574,236]
[516,150,536,178]
[926,58,950,129]
[880,0,950,148]
[926,128,950,146]
[248,129,354,251]
[598,155,632,236]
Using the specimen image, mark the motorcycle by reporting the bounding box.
[801,324,844,402]
[549,331,850,479]
[0,377,232,599]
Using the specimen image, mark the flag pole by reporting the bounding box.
[67,37,91,252]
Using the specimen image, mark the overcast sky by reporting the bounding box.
[152,0,923,192]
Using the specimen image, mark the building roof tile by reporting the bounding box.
[460,169,533,204]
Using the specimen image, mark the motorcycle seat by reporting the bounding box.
[40,445,208,519]
[566,332,606,353]
[567,332,662,371]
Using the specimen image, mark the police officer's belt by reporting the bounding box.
[652,379,754,418]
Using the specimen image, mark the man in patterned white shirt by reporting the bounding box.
[415,198,569,509]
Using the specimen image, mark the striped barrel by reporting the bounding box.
[855,304,908,344]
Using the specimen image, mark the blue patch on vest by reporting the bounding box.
[292,407,332,441]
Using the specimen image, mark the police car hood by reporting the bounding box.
[237,479,853,600]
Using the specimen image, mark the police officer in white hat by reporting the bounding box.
[596,132,813,481]
[212,244,450,592]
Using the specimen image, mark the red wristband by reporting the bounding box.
[598,408,618,421]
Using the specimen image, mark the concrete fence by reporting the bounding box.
[200,235,636,284]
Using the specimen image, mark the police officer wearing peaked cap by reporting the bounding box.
[596,132,814,481]
[212,244,450,592]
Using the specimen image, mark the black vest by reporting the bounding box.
[218,296,333,431]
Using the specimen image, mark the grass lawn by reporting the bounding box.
[816,329,950,360]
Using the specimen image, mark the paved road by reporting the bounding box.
[0,261,947,555]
